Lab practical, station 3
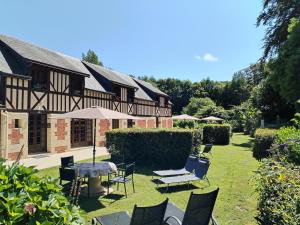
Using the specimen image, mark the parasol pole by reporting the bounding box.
[93,119,96,165]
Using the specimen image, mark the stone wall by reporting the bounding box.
[0,111,28,160]
[47,115,71,154]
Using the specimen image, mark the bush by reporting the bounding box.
[0,159,84,224]
[275,127,300,164]
[173,120,196,129]
[202,124,231,145]
[255,159,300,225]
[253,128,276,160]
[106,128,201,169]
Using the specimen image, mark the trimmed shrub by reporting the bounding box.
[253,128,276,160]
[275,127,300,165]
[106,128,201,169]
[173,120,196,129]
[255,159,300,225]
[0,159,84,224]
[202,124,231,145]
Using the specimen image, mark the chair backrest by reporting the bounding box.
[194,160,210,179]
[124,162,135,177]
[59,167,76,182]
[184,155,198,172]
[111,153,125,165]
[130,198,169,225]
[202,144,213,153]
[182,189,219,225]
[61,156,75,168]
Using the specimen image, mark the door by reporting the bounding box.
[28,114,47,154]
[71,119,92,148]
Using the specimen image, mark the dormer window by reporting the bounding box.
[70,76,84,95]
[112,85,121,101]
[31,68,48,91]
[128,89,134,103]
[159,96,166,107]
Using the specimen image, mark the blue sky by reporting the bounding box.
[1,0,264,82]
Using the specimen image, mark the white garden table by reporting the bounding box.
[74,162,117,197]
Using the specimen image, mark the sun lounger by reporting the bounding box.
[158,159,210,191]
[152,155,202,179]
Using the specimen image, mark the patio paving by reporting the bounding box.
[6,146,109,170]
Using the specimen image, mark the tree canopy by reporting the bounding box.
[257,0,300,58]
[82,49,103,66]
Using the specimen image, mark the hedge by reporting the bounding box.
[202,124,231,145]
[256,159,300,225]
[106,128,201,169]
[253,128,276,160]
[275,127,300,165]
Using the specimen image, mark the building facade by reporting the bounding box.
[0,35,172,160]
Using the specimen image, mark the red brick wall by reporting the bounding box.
[55,146,68,153]
[147,119,156,128]
[8,152,20,160]
[8,120,23,144]
[98,120,110,147]
[136,120,146,128]
[162,119,167,128]
[166,118,173,128]
[55,119,67,140]
[99,119,110,136]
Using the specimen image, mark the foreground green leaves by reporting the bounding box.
[0,159,84,225]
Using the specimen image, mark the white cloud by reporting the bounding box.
[195,53,219,62]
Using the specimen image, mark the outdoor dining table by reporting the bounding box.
[74,162,117,197]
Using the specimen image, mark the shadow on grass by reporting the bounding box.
[232,139,254,149]
[156,183,200,193]
[100,193,125,204]
[79,196,106,212]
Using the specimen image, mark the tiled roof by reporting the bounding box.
[83,61,135,88]
[0,43,25,75]
[85,74,107,92]
[133,78,168,97]
[0,35,90,76]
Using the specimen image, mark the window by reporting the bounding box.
[0,76,5,105]
[70,76,84,95]
[159,97,166,107]
[127,119,134,128]
[127,89,134,103]
[14,119,20,128]
[31,68,48,90]
[112,119,119,129]
[112,85,121,101]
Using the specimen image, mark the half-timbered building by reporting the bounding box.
[0,35,172,160]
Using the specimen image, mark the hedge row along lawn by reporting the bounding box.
[37,133,259,225]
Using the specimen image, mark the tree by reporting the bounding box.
[182,97,228,119]
[257,0,300,58]
[82,49,103,66]
[269,17,300,103]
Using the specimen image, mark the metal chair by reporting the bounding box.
[61,156,75,168]
[59,167,76,185]
[200,144,213,157]
[69,177,83,206]
[92,198,169,225]
[108,162,135,197]
[164,188,219,225]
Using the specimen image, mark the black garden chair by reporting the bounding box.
[92,198,169,225]
[68,177,83,206]
[108,162,135,197]
[61,156,75,168]
[164,188,219,225]
[59,167,77,185]
[200,144,213,157]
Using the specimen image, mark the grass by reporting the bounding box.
[37,133,259,225]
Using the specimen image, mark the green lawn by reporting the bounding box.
[37,133,259,225]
